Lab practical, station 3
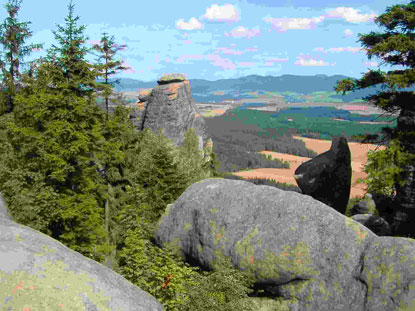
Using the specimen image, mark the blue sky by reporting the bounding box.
[0,0,410,82]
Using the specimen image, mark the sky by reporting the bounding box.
[0,0,411,82]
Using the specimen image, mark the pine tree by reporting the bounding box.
[5,0,124,262]
[0,0,43,114]
[335,1,415,236]
[89,32,131,119]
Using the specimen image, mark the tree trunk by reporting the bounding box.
[104,181,117,269]
[391,107,415,238]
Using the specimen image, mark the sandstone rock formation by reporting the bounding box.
[155,178,415,310]
[138,88,152,102]
[350,193,378,216]
[138,73,210,152]
[0,198,163,311]
[351,214,391,236]
[294,136,352,215]
[135,88,151,130]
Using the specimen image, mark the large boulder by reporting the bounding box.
[294,136,352,215]
[0,208,163,310]
[139,73,209,151]
[155,178,415,311]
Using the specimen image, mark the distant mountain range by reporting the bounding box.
[96,74,415,103]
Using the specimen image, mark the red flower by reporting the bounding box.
[161,274,174,290]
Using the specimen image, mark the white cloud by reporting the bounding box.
[238,61,255,67]
[205,54,236,70]
[267,57,289,63]
[314,46,364,54]
[225,26,261,39]
[326,7,377,23]
[295,55,329,66]
[202,4,240,22]
[344,29,353,37]
[264,16,325,32]
[328,46,363,54]
[177,54,204,63]
[215,47,244,55]
[176,17,203,30]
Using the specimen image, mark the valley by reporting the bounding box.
[110,90,396,199]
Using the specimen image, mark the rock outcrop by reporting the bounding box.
[0,193,163,311]
[294,136,352,215]
[350,193,378,216]
[138,73,210,152]
[155,178,415,310]
[351,214,392,236]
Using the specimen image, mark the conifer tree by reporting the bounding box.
[0,0,43,114]
[89,32,131,119]
[5,0,123,262]
[86,33,132,268]
[335,1,415,236]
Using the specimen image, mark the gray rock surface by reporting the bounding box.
[294,136,352,215]
[0,210,163,311]
[155,178,415,310]
[0,192,12,221]
[138,88,152,102]
[139,73,209,150]
[351,214,391,236]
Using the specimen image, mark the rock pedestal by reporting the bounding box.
[138,73,209,152]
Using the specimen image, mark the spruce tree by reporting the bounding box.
[335,1,415,236]
[0,0,43,114]
[86,32,132,268]
[89,32,131,119]
[4,0,123,262]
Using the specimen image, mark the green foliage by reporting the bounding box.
[116,225,201,311]
[259,153,290,168]
[117,223,258,311]
[0,0,44,114]
[0,2,259,308]
[89,31,131,117]
[333,1,415,215]
[180,255,257,311]
[356,138,415,197]
[171,128,212,185]
[128,128,193,239]
[0,0,125,263]
[334,78,356,95]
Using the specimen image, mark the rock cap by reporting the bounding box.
[157,73,188,85]
[138,88,152,102]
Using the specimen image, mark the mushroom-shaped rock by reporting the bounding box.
[157,73,187,85]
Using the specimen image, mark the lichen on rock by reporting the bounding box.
[157,73,187,85]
